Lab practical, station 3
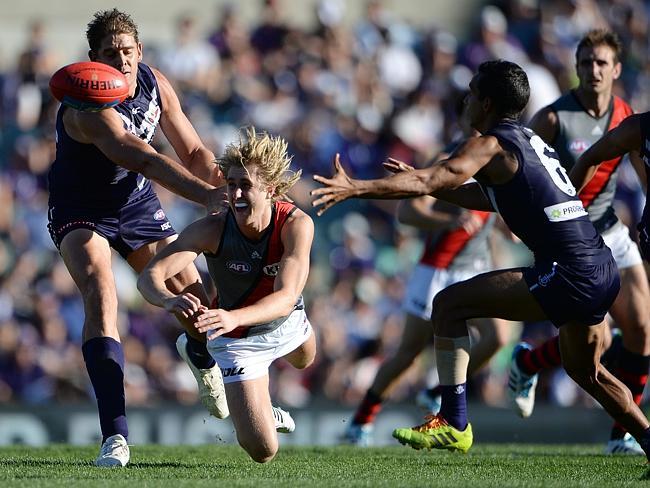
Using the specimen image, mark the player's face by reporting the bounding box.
[465,76,487,130]
[576,45,621,95]
[226,165,272,221]
[90,33,142,94]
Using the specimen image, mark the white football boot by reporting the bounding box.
[95,434,130,467]
[272,406,296,433]
[176,333,229,419]
[507,342,539,418]
[605,433,645,455]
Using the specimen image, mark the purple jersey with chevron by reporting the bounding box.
[48,63,162,211]
[481,120,610,265]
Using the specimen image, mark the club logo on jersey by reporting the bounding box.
[153,209,166,221]
[569,139,589,155]
[263,263,280,276]
[544,201,588,222]
[227,261,251,274]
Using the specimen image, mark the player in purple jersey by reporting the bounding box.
[47,9,227,467]
[311,60,650,464]
[508,30,650,455]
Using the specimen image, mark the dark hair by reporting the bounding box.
[476,60,529,119]
[576,29,623,64]
[86,9,139,53]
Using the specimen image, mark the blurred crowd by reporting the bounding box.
[0,0,648,412]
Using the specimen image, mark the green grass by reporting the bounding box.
[0,444,648,487]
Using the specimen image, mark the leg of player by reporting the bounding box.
[128,237,229,419]
[605,262,650,454]
[281,329,317,370]
[417,317,510,413]
[345,313,433,446]
[558,321,650,447]
[393,268,548,453]
[60,229,130,467]
[225,376,282,463]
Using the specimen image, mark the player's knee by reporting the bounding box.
[292,354,315,370]
[243,441,278,463]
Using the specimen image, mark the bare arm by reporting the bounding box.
[629,150,647,194]
[155,68,224,187]
[570,114,643,192]
[137,216,222,316]
[527,106,559,145]
[312,136,500,215]
[66,109,223,212]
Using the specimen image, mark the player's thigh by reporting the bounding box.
[433,268,548,323]
[59,228,116,302]
[283,329,316,369]
[609,263,650,336]
[225,377,277,451]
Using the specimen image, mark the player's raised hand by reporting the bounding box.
[383,158,415,174]
[195,308,240,340]
[311,153,357,216]
[162,293,203,318]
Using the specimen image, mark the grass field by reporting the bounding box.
[1,444,649,487]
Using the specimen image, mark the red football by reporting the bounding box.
[49,61,129,111]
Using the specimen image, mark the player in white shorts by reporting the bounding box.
[138,127,316,463]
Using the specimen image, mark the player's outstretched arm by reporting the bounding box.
[137,216,222,317]
[154,68,224,187]
[570,114,643,192]
[68,109,223,212]
[195,210,314,339]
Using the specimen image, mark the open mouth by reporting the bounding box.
[234,201,249,210]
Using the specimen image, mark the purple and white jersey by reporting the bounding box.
[480,120,610,265]
[48,63,162,211]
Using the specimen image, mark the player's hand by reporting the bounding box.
[458,211,484,235]
[162,293,204,318]
[194,308,240,340]
[311,153,357,216]
[383,158,415,174]
[205,188,229,215]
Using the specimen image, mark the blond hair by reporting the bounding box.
[218,127,301,201]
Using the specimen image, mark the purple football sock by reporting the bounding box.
[438,383,468,431]
[82,337,128,442]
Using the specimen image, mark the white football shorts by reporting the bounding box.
[602,219,642,270]
[207,308,313,384]
[402,263,489,320]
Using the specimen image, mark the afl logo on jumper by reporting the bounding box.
[569,139,589,155]
[153,209,166,221]
[227,261,251,274]
[263,263,280,276]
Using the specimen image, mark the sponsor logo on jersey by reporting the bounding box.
[263,263,280,276]
[251,251,262,260]
[544,201,588,222]
[153,209,166,221]
[221,367,245,377]
[227,261,252,274]
[160,222,172,231]
[569,139,589,154]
